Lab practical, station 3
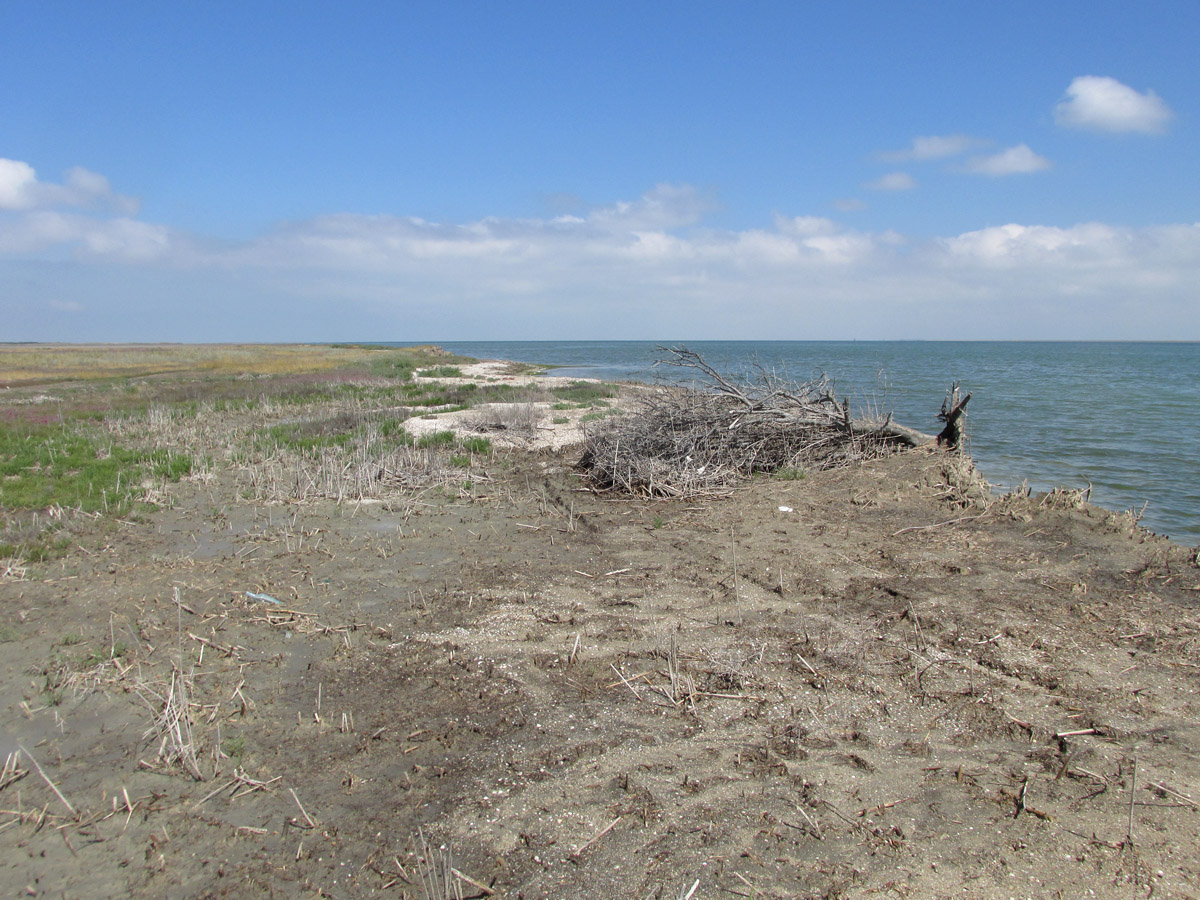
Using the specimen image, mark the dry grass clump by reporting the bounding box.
[461,402,546,438]
[931,455,993,509]
[578,348,916,497]
[241,441,456,504]
[137,666,205,781]
[1,555,29,582]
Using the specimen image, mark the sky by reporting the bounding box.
[1,1,1198,342]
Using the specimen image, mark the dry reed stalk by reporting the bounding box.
[138,666,205,781]
[1,556,29,581]
[288,787,318,829]
[16,745,76,817]
[416,829,465,900]
[1,751,29,792]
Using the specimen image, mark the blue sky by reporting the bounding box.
[2,1,1197,341]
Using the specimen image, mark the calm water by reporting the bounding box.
[420,341,1199,544]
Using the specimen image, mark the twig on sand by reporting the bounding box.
[793,805,823,839]
[609,664,644,702]
[289,787,318,829]
[451,868,495,896]
[17,745,76,818]
[1148,781,1198,809]
[1127,757,1137,845]
[892,512,988,536]
[1056,728,1098,739]
[572,815,621,858]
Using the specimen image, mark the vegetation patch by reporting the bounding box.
[0,423,190,514]
[548,381,618,405]
[417,365,464,379]
[416,430,458,449]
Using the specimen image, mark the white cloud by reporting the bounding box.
[864,172,916,191]
[1055,76,1173,134]
[3,171,1198,340]
[587,183,716,232]
[0,210,171,260]
[880,134,985,162]
[0,157,139,213]
[963,144,1051,176]
[0,158,40,209]
[941,222,1124,262]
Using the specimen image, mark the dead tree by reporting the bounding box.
[577,347,972,497]
[936,382,971,449]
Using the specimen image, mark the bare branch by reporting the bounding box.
[579,346,939,497]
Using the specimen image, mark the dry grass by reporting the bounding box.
[240,442,457,504]
[0,342,447,385]
[137,666,205,781]
[0,555,28,582]
[462,402,546,438]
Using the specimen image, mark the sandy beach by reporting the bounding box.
[2,346,1199,899]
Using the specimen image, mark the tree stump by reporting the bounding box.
[936,382,971,449]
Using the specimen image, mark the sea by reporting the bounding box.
[417,341,1199,545]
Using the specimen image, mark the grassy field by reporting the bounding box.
[0,343,617,566]
[0,342,468,386]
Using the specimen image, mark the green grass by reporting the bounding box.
[1,534,73,563]
[460,436,491,454]
[773,467,806,481]
[222,734,246,761]
[264,418,357,453]
[549,381,618,404]
[579,409,617,424]
[0,423,192,514]
[417,365,464,378]
[364,348,472,382]
[416,430,457,449]
[80,641,129,667]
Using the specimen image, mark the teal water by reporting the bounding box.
[423,341,1199,544]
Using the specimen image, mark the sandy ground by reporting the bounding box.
[400,362,620,452]
[2,372,1200,899]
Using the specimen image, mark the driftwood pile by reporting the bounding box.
[579,347,944,497]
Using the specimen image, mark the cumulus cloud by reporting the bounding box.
[864,172,917,191]
[587,183,716,232]
[0,210,171,260]
[0,157,138,213]
[962,144,1051,176]
[3,174,1199,340]
[941,222,1125,262]
[233,211,1196,338]
[1055,76,1173,134]
[0,158,39,209]
[879,134,986,162]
